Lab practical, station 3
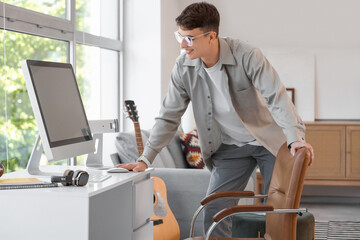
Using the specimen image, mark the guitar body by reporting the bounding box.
[151,176,180,240]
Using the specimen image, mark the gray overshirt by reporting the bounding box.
[142,37,305,170]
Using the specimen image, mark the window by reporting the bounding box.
[4,0,67,19]
[76,45,119,120]
[0,1,122,172]
[76,0,119,39]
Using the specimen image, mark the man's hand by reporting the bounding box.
[115,161,147,172]
[289,141,314,166]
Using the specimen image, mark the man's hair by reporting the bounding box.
[175,2,220,36]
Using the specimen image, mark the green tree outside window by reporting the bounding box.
[1,1,91,172]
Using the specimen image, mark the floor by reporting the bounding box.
[301,198,360,239]
[300,199,360,222]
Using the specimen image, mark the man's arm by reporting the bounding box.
[116,62,190,171]
[244,48,314,164]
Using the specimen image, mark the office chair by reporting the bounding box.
[185,143,311,240]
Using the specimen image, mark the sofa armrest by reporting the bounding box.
[151,168,211,240]
[110,153,121,165]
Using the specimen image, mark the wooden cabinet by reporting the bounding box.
[305,124,345,179]
[304,122,360,186]
[346,126,360,179]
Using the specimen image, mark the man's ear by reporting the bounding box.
[210,32,217,40]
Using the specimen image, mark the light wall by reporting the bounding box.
[124,0,360,127]
[122,0,162,131]
[174,0,360,121]
[124,0,360,125]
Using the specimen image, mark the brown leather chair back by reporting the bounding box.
[265,143,310,240]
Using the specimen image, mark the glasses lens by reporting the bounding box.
[174,32,183,44]
[184,36,192,46]
[174,31,194,46]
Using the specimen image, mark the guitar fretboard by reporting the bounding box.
[134,122,144,156]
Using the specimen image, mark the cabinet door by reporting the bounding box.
[346,126,360,179]
[133,177,154,230]
[305,125,345,179]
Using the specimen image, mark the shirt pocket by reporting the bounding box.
[235,86,252,93]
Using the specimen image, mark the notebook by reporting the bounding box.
[0,178,58,190]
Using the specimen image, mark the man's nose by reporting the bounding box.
[180,39,188,48]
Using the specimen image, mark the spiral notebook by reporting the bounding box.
[0,178,58,190]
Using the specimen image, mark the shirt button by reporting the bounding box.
[208,128,211,131]
[208,96,210,99]
[209,141,212,144]
[208,112,211,115]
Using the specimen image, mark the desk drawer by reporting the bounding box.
[133,178,153,229]
[133,221,153,240]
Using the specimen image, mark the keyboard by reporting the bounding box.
[88,172,112,183]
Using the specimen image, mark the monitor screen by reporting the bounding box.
[27,61,92,147]
[22,60,94,163]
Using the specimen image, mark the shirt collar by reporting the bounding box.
[183,38,236,67]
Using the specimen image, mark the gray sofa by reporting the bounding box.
[113,129,256,240]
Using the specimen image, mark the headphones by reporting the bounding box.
[51,169,89,186]
[0,163,4,177]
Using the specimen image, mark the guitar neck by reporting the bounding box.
[133,122,144,156]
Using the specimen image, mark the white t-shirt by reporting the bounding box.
[203,60,261,147]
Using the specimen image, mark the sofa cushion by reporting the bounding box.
[115,130,175,168]
[141,130,175,168]
[151,168,211,240]
[164,128,188,168]
[179,129,204,169]
[114,131,138,164]
[232,212,315,239]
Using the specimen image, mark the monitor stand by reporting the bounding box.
[86,133,112,170]
[28,119,119,175]
[27,135,59,176]
[27,134,112,175]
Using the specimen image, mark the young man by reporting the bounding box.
[117,2,314,237]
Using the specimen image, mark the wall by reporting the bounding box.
[122,0,162,131]
[122,0,194,132]
[160,0,181,99]
[174,0,360,121]
[123,0,360,128]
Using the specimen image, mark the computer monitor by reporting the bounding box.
[21,60,95,175]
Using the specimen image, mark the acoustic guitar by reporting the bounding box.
[124,100,180,240]
[151,176,181,240]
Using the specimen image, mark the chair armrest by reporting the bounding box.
[201,191,255,205]
[214,206,308,222]
[213,205,274,222]
[201,191,268,205]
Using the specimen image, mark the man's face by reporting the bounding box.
[177,27,212,60]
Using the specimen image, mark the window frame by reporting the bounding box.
[0,0,122,122]
[0,0,123,168]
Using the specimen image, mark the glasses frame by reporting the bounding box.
[174,31,212,46]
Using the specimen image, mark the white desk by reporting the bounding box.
[0,166,154,240]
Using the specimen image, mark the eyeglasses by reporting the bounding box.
[174,31,212,46]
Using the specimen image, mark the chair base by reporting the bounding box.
[232,212,315,240]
